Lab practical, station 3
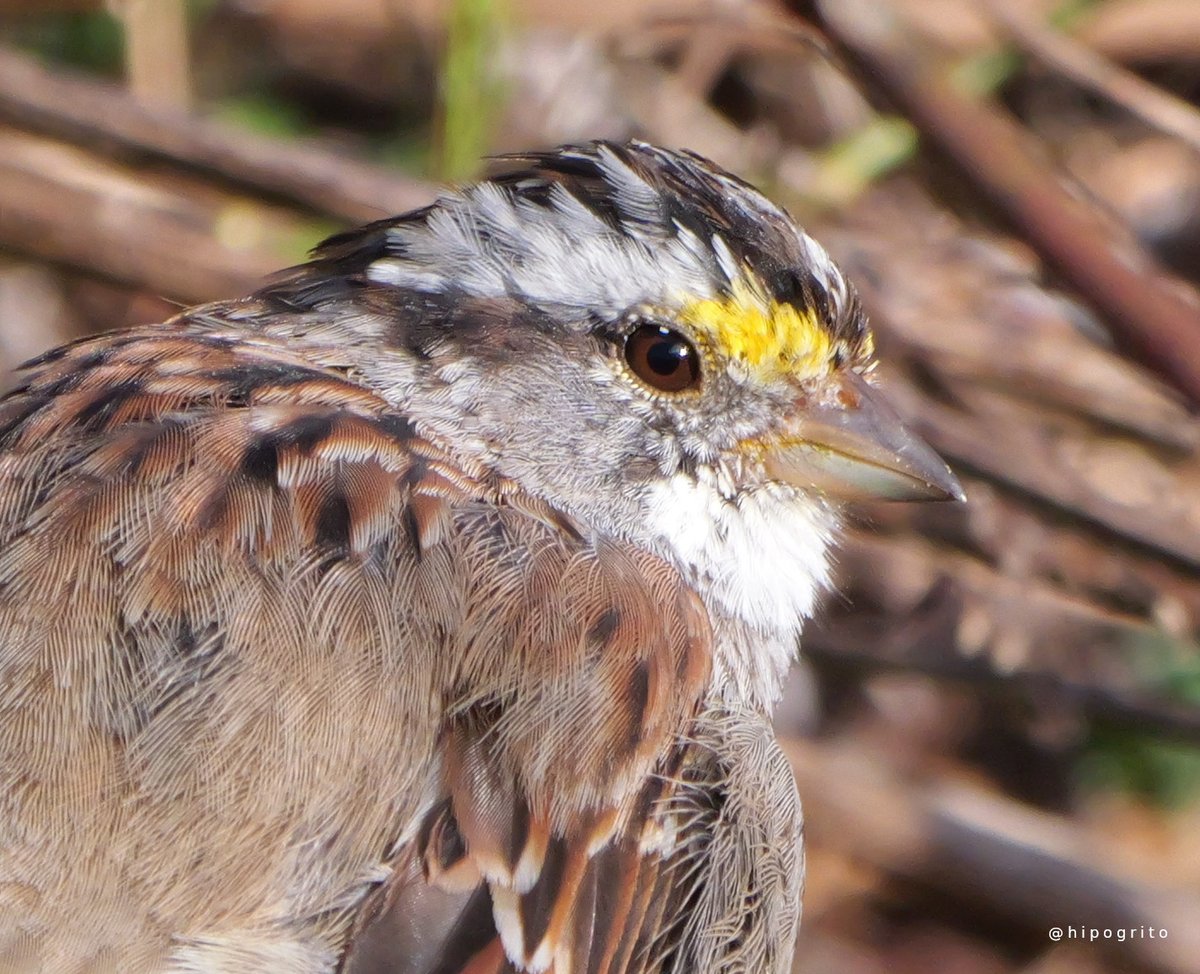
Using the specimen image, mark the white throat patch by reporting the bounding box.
[644,471,836,699]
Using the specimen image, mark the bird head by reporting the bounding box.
[267,140,962,697]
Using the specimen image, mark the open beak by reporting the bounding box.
[760,371,965,502]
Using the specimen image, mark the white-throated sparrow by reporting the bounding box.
[0,141,961,973]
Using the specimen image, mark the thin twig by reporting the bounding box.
[812,0,1200,408]
[985,0,1200,156]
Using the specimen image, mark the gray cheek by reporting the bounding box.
[491,378,669,518]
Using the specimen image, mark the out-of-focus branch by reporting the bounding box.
[0,44,433,225]
[811,0,1200,408]
[0,126,276,304]
[114,0,192,112]
[822,198,1200,576]
[984,1,1200,156]
[1078,0,1200,67]
[807,605,1200,747]
[787,738,1200,974]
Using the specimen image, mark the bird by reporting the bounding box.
[0,140,961,974]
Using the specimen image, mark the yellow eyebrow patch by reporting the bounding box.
[678,278,833,379]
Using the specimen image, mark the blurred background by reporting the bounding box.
[1,1,1199,972]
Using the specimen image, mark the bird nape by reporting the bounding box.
[0,140,961,974]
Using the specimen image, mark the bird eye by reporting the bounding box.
[623,324,701,393]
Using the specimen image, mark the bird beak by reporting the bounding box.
[760,371,965,502]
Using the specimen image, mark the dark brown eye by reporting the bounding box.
[623,325,701,393]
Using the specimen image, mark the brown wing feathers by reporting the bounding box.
[346,747,711,974]
[0,322,717,972]
[400,539,712,974]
